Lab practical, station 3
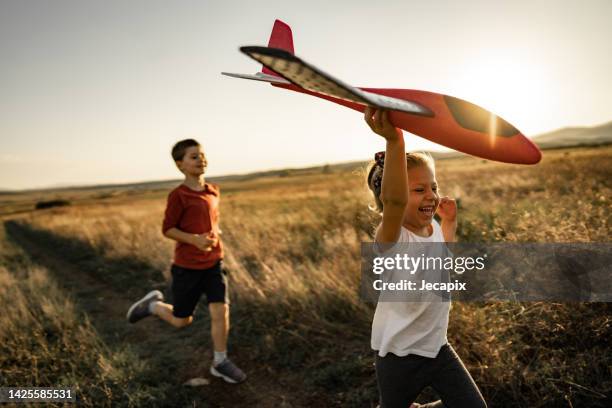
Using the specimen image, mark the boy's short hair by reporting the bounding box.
[171,139,201,162]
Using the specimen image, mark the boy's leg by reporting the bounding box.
[126,288,194,328]
[204,262,246,383]
[203,262,231,360]
[152,301,193,328]
[429,344,487,408]
[209,302,229,354]
[208,302,245,383]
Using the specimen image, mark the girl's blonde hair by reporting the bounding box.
[366,152,435,214]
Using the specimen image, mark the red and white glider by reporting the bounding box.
[223,20,541,165]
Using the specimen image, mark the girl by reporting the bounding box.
[364,107,487,408]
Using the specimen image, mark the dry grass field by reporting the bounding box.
[1,145,610,407]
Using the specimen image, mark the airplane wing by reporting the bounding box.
[221,71,290,85]
[239,46,434,117]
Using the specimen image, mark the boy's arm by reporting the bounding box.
[437,197,457,242]
[365,108,408,244]
[164,228,217,252]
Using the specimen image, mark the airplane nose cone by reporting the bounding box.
[517,134,542,164]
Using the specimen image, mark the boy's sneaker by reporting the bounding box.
[210,359,246,383]
[126,290,163,323]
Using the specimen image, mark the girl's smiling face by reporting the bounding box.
[403,165,440,235]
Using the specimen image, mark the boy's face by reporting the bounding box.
[403,165,440,231]
[176,145,207,176]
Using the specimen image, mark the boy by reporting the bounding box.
[126,139,246,384]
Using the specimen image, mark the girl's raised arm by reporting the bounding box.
[364,108,408,243]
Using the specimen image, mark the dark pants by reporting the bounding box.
[170,261,228,318]
[376,344,487,408]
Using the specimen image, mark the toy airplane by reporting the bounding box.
[223,20,541,164]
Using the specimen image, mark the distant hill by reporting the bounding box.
[531,120,612,149]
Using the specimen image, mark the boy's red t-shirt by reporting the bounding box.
[162,183,223,270]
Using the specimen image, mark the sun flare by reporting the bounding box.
[453,52,548,137]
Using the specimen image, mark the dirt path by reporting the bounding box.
[5,220,312,407]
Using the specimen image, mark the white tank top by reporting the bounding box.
[371,219,450,358]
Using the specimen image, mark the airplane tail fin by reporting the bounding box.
[262,19,294,77]
[221,19,294,85]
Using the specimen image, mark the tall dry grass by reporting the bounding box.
[0,226,167,407]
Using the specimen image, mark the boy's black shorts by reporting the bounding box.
[171,261,229,318]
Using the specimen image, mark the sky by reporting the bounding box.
[1,0,611,190]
